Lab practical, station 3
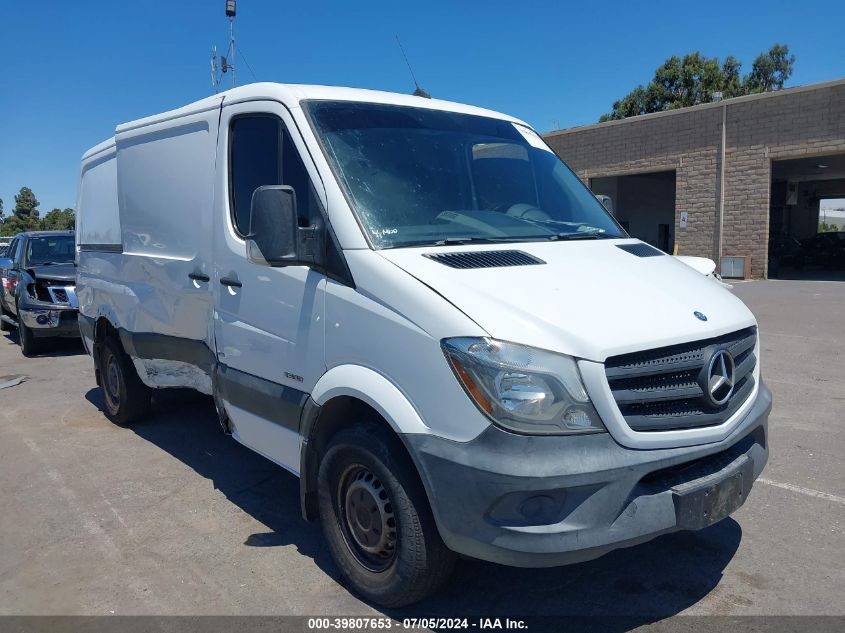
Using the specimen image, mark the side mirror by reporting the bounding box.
[247,185,324,268]
[595,194,614,215]
[248,185,298,265]
[0,257,13,270]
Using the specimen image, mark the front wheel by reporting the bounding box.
[97,335,152,426]
[18,317,41,356]
[318,426,456,607]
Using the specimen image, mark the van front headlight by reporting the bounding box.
[442,337,605,435]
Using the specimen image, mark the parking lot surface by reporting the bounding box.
[0,280,843,622]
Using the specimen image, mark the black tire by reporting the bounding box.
[318,426,456,607]
[97,335,151,426]
[18,317,42,356]
[0,305,12,332]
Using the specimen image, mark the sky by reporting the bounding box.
[1,0,844,214]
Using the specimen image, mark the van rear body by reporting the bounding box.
[77,83,770,605]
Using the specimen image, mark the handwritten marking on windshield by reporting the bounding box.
[372,228,399,239]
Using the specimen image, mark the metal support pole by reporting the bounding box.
[718,103,727,263]
[229,16,235,87]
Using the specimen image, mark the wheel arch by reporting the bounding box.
[309,364,430,436]
[298,364,432,522]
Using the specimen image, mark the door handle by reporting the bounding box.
[220,277,242,288]
[188,272,210,282]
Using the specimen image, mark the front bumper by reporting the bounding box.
[18,305,79,338]
[405,382,771,568]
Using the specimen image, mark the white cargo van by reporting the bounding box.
[77,83,770,606]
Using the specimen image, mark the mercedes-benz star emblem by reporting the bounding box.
[702,349,735,407]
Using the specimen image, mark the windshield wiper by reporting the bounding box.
[33,261,75,266]
[548,231,614,241]
[431,236,527,246]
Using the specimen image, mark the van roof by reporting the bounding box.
[84,82,526,160]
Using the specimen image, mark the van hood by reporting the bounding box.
[378,240,756,361]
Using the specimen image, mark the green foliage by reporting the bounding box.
[818,221,840,233]
[13,186,40,219]
[744,44,795,93]
[600,44,796,122]
[40,208,76,231]
[0,188,75,235]
[0,214,39,236]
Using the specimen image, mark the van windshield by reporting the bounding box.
[305,101,626,249]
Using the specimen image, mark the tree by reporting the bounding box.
[744,44,795,93]
[0,197,4,220]
[600,44,796,122]
[40,208,75,231]
[0,214,37,236]
[13,186,40,220]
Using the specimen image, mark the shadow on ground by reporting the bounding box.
[85,387,742,626]
[2,330,86,357]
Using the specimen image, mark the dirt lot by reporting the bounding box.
[0,280,843,623]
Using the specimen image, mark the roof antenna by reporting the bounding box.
[210,1,237,92]
[225,0,237,87]
[395,35,431,99]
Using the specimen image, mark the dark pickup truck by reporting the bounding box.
[0,231,79,356]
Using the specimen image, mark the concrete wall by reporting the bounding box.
[545,80,845,277]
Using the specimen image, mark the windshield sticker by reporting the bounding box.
[372,227,399,239]
[513,124,553,153]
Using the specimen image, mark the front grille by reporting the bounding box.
[50,288,69,303]
[32,282,74,305]
[605,327,757,432]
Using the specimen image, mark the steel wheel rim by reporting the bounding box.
[337,464,397,572]
[103,353,121,410]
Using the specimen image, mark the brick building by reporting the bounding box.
[543,79,845,278]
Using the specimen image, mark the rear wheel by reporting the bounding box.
[318,426,455,607]
[97,335,151,426]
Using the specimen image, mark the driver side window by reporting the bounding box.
[229,115,319,236]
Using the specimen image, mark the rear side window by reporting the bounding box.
[229,115,318,235]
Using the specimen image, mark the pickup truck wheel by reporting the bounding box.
[18,318,42,356]
[98,336,151,426]
[318,427,455,607]
[0,305,12,332]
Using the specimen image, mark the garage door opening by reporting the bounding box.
[769,155,845,280]
[590,171,676,252]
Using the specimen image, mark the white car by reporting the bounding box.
[76,83,770,606]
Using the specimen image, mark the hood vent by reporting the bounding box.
[425,250,545,269]
[616,242,665,258]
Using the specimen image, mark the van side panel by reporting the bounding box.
[77,146,121,250]
[78,107,220,393]
[77,144,120,354]
[116,119,213,263]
